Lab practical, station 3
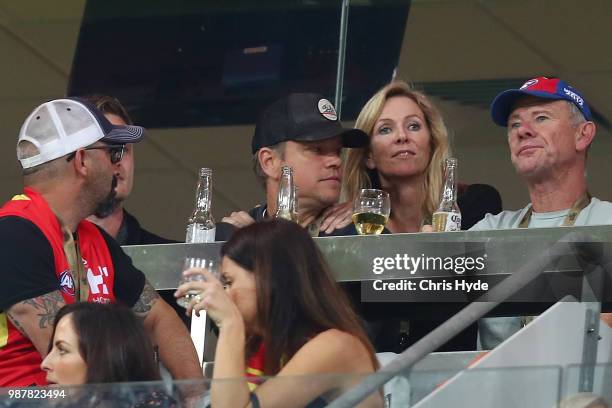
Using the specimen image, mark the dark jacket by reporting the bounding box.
[120,210,179,245]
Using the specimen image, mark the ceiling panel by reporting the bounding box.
[149,125,254,171]
[398,1,556,81]
[0,1,84,21]
[485,0,612,73]
[0,30,67,99]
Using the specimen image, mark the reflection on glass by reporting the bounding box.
[352,189,390,235]
[176,258,215,308]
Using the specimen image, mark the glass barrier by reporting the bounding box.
[3,364,612,407]
[0,365,585,408]
[563,363,612,404]
[394,365,563,408]
[0,373,382,408]
[124,225,612,307]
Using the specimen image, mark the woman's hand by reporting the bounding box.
[174,268,241,328]
[421,224,434,232]
[320,202,353,234]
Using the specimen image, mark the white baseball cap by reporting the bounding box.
[17,97,145,169]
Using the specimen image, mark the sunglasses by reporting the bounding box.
[66,144,126,165]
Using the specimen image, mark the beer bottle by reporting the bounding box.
[432,158,461,232]
[186,168,216,243]
[275,165,298,222]
[291,185,299,222]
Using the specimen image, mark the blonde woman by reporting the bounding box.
[342,81,450,232]
[320,81,501,235]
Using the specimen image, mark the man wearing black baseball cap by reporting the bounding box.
[470,77,612,349]
[217,93,368,239]
[0,98,202,386]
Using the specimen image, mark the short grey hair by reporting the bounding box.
[18,140,62,178]
[567,101,586,127]
[19,141,65,183]
[252,142,286,188]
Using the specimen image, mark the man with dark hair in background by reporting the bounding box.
[85,95,176,245]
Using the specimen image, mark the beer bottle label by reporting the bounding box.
[432,211,461,232]
[186,224,216,243]
[445,212,461,231]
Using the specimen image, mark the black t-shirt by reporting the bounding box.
[0,216,145,311]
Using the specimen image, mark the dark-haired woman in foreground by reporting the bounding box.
[41,302,174,407]
[175,219,382,408]
[42,302,160,384]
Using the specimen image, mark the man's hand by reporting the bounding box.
[320,202,353,234]
[134,280,203,380]
[220,211,255,229]
[6,291,65,357]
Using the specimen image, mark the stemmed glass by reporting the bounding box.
[352,189,391,235]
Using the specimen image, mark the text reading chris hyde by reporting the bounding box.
[373,278,488,293]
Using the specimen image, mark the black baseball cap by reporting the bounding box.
[251,93,369,154]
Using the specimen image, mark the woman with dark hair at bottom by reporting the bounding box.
[41,302,175,407]
[175,219,382,408]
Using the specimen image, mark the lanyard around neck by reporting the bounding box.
[518,192,591,228]
[62,226,89,302]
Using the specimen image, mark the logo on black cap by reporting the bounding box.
[317,99,338,121]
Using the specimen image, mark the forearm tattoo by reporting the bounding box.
[132,280,160,316]
[7,291,64,335]
[6,311,26,335]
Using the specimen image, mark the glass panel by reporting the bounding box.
[563,363,612,403]
[0,373,384,408]
[388,365,562,408]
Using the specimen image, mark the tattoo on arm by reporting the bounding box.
[132,280,160,316]
[6,291,65,335]
[6,311,26,335]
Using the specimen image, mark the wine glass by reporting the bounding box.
[352,189,390,235]
[176,257,217,308]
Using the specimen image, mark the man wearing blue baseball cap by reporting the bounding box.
[0,98,202,386]
[471,77,612,349]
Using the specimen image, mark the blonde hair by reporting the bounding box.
[342,81,451,220]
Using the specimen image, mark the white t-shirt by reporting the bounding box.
[471,197,612,230]
[470,197,612,349]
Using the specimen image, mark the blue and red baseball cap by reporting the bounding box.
[490,76,592,127]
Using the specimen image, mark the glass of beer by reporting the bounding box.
[176,257,216,308]
[352,189,390,235]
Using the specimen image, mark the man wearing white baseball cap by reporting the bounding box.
[471,77,612,349]
[0,98,202,386]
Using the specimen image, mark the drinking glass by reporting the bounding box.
[352,189,390,235]
[176,257,217,308]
